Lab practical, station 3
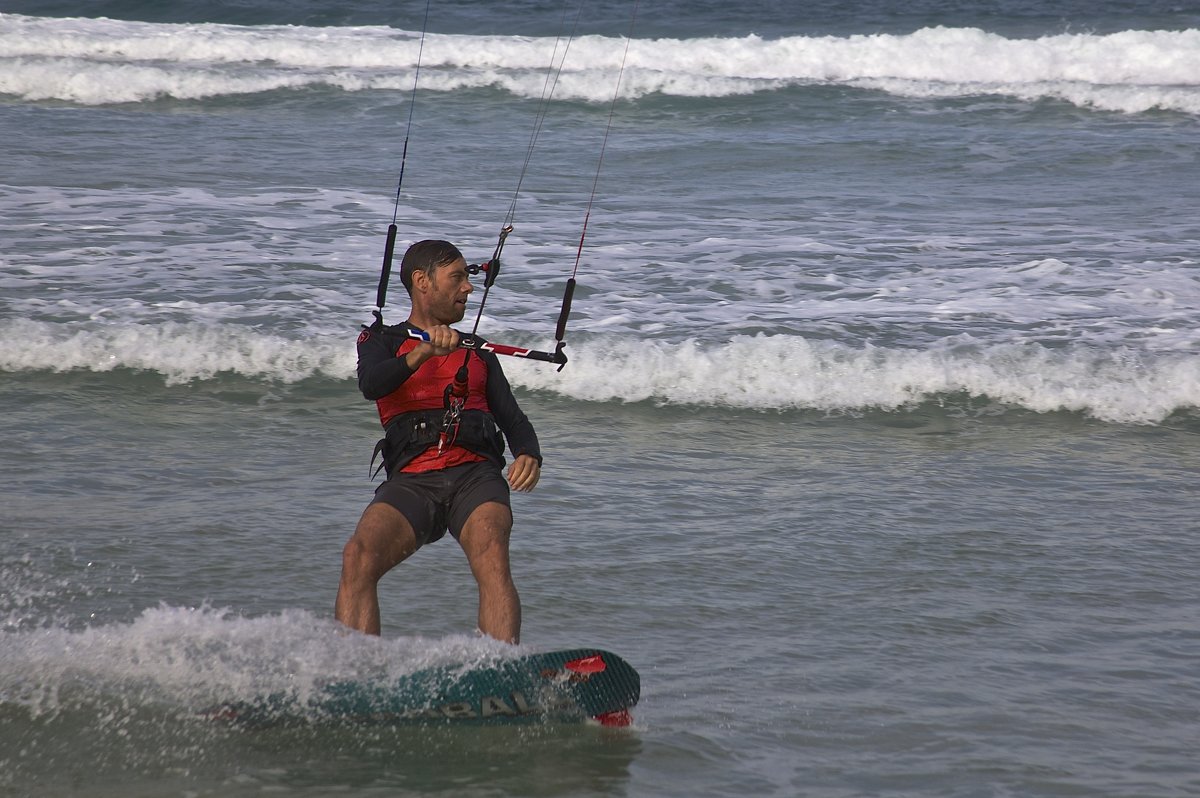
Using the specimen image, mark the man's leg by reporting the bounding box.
[458,501,521,644]
[335,502,418,636]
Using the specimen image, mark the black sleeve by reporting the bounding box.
[483,352,542,465]
[356,326,417,401]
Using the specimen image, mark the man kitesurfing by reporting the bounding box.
[335,240,542,644]
[332,0,636,645]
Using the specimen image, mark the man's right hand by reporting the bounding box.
[406,325,459,368]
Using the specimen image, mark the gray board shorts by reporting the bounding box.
[370,460,510,547]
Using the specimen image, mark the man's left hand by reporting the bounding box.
[508,454,541,492]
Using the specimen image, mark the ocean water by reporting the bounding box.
[2,1,1199,796]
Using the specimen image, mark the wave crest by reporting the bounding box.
[3,320,1196,424]
[2,15,1198,112]
[0,318,355,384]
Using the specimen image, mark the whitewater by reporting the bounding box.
[1,318,1196,424]
[2,14,1200,112]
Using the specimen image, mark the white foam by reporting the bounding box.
[508,334,1200,425]
[0,318,355,384]
[0,604,512,714]
[2,319,1196,424]
[2,14,1198,113]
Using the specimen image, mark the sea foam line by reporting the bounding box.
[2,319,1196,424]
[0,318,356,384]
[511,335,1200,425]
[1,14,1197,112]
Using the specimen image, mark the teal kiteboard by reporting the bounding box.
[207,648,640,728]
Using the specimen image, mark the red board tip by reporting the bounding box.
[593,709,633,727]
[564,654,608,674]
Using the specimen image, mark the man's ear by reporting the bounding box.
[410,268,430,294]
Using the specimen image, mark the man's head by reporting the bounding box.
[401,239,473,325]
[400,240,464,294]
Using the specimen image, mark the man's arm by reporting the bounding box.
[358,324,468,400]
[484,353,541,465]
[356,327,417,400]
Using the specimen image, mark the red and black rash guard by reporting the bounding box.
[356,323,541,473]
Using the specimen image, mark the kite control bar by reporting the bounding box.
[407,327,568,370]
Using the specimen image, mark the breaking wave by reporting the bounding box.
[2,14,1198,113]
[2,319,1196,424]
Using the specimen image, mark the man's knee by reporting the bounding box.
[341,535,381,580]
[342,503,416,581]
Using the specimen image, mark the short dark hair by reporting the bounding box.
[400,240,463,294]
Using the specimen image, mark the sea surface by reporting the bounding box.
[2,1,1199,796]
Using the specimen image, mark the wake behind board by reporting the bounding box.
[208,648,640,728]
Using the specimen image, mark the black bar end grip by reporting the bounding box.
[554,278,577,341]
[376,224,399,309]
[484,257,501,289]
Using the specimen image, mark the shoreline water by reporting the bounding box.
[4,371,1199,797]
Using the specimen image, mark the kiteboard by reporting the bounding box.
[206,648,640,728]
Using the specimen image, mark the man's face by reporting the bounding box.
[426,257,473,323]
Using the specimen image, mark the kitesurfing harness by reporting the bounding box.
[372,405,505,479]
